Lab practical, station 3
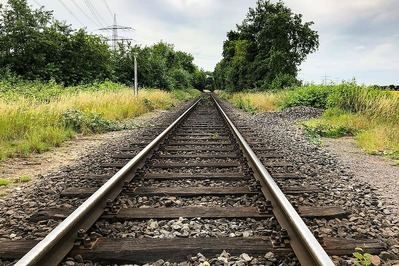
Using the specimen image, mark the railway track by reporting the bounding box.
[0,94,385,265]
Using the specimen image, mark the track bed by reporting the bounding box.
[0,95,386,265]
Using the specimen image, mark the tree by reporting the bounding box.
[0,0,112,85]
[113,42,206,90]
[0,0,53,79]
[61,29,112,85]
[214,0,319,91]
[0,0,205,90]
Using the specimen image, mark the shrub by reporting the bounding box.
[269,73,301,90]
[61,109,120,134]
[169,68,192,90]
[220,82,399,159]
[280,85,333,109]
[303,120,357,138]
[171,88,201,101]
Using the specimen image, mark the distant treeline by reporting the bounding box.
[374,85,399,91]
[0,0,212,90]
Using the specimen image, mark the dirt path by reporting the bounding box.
[322,137,399,216]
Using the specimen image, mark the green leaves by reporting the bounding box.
[60,109,119,134]
[112,42,209,91]
[0,1,208,90]
[0,0,111,85]
[353,248,378,266]
[280,85,333,109]
[214,0,319,91]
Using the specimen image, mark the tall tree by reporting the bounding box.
[214,0,319,91]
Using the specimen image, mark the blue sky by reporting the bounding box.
[21,0,399,85]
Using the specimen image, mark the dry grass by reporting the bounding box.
[220,85,399,159]
[220,91,285,112]
[0,87,199,160]
[56,89,178,121]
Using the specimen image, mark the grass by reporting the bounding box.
[0,178,11,187]
[218,90,286,113]
[219,83,399,159]
[0,80,200,161]
[14,176,32,183]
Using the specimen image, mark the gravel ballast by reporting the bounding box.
[0,100,195,242]
[222,103,399,264]
[1,97,398,266]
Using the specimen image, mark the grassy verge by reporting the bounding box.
[219,84,399,159]
[0,80,200,161]
[218,90,286,113]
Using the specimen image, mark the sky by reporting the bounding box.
[23,0,399,85]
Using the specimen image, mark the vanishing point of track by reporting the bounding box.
[1,94,386,265]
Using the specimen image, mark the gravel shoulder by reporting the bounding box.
[0,101,193,241]
[1,98,398,265]
[222,103,399,264]
[322,137,399,216]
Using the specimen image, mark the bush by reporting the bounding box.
[221,82,399,159]
[169,68,192,90]
[280,85,333,109]
[269,73,301,90]
[61,109,119,134]
[303,120,357,138]
[235,97,257,113]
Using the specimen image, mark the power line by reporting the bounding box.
[88,0,107,24]
[57,0,85,27]
[321,74,329,85]
[83,0,104,26]
[31,0,43,8]
[99,14,134,51]
[101,0,113,18]
[70,0,100,27]
[85,0,107,26]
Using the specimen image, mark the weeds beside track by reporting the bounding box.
[0,80,200,161]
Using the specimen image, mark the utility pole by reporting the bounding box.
[99,14,134,51]
[111,14,118,51]
[133,52,138,96]
[321,73,331,85]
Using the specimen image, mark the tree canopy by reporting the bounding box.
[112,42,210,91]
[214,0,319,91]
[0,0,112,85]
[0,0,208,90]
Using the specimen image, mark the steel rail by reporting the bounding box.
[16,98,201,266]
[211,94,334,266]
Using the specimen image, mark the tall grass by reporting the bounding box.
[0,81,200,160]
[219,84,399,159]
[305,86,399,158]
[219,91,286,113]
[327,85,399,122]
